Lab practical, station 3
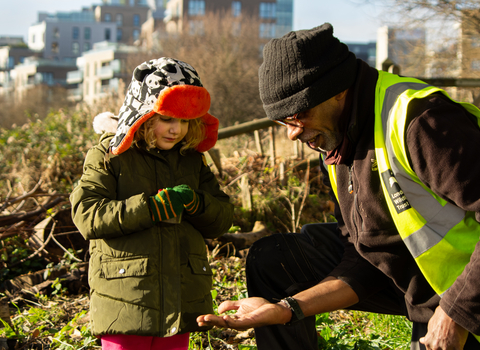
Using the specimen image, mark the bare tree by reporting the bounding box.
[130,12,267,127]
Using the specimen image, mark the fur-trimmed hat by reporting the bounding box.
[94,57,219,155]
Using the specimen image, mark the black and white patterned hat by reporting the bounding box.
[109,57,218,155]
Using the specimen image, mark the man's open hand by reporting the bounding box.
[197,297,291,331]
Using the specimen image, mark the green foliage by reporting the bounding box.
[51,310,99,350]
[0,296,98,350]
[0,236,46,283]
[316,311,411,350]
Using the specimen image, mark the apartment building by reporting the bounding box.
[66,41,137,104]
[164,0,293,39]
[0,45,38,92]
[0,36,25,47]
[346,42,376,68]
[28,10,117,63]
[10,57,77,99]
[94,0,150,45]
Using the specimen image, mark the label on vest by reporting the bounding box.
[381,170,411,214]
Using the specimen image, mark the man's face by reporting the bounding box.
[285,94,345,152]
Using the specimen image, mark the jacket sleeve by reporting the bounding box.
[70,141,154,241]
[406,95,480,335]
[185,155,233,239]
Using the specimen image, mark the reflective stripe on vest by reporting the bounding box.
[374,70,480,297]
[325,72,480,339]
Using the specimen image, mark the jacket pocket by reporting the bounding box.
[101,256,149,279]
[188,255,212,276]
[182,255,213,303]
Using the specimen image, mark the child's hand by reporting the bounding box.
[171,184,203,216]
[148,189,184,222]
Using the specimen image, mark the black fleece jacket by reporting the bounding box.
[324,59,480,334]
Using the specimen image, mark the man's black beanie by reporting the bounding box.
[259,23,357,121]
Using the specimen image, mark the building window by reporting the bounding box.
[84,42,91,51]
[471,37,480,48]
[117,28,123,41]
[259,2,276,19]
[188,0,205,16]
[259,23,276,38]
[42,72,54,85]
[472,60,480,71]
[52,42,59,53]
[232,1,241,17]
[72,42,80,55]
[84,27,91,40]
[105,13,112,22]
[31,34,36,44]
[105,28,112,41]
[73,27,80,40]
[116,13,123,26]
[53,27,60,39]
[133,14,140,27]
[7,57,14,69]
[133,29,140,41]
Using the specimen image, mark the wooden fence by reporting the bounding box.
[210,118,321,210]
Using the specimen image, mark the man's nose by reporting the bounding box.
[286,124,302,141]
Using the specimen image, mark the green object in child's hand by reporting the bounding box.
[148,188,184,222]
[171,184,202,215]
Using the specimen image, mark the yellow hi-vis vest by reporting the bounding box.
[325,70,480,339]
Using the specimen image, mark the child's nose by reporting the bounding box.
[170,120,182,133]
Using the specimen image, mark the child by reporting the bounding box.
[70,57,234,350]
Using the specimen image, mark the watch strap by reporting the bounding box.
[280,296,305,325]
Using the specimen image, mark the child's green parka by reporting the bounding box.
[70,134,233,337]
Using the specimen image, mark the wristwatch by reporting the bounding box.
[280,296,305,325]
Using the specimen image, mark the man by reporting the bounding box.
[197,23,480,350]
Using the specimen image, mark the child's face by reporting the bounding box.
[153,116,189,150]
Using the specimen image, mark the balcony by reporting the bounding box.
[66,70,83,84]
[96,59,121,80]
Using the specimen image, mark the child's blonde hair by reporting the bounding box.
[134,114,205,155]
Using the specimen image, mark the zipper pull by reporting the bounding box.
[348,164,353,194]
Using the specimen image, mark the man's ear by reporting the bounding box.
[335,89,348,101]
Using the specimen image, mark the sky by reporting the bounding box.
[0,0,384,43]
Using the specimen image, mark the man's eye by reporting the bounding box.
[160,117,172,122]
[181,119,189,124]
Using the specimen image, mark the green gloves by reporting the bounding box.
[148,185,203,223]
[171,184,202,216]
[148,189,184,222]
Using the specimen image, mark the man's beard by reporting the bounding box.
[302,130,342,153]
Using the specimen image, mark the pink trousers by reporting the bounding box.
[101,333,189,350]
